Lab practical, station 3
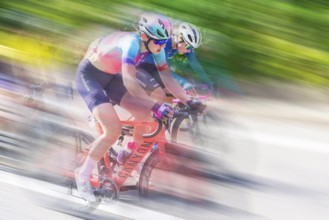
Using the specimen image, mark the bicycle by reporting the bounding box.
[61,106,219,212]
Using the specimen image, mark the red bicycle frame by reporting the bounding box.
[88,118,167,189]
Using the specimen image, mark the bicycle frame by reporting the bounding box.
[89,118,168,189]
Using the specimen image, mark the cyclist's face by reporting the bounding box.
[141,32,166,54]
[148,38,167,54]
[177,37,192,54]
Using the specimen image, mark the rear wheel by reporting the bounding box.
[61,131,102,213]
[25,125,94,184]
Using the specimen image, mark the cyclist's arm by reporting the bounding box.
[171,72,193,90]
[186,51,213,89]
[121,38,153,100]
[122,64,151,98]
[154,52,190,105]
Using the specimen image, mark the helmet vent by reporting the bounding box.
[157,30,164,37]
[158,19,164,27]
[145,27,153,36]
[192,28,197,42]
[187,34,193,43]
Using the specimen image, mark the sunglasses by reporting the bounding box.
[152,39,167,46]
[179,40,193,50]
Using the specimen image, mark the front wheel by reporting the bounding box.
[138,150,161,199]
[170,110,234,174]
[171,110,228,153]
[171,109,258,175]
[139,150,174,200]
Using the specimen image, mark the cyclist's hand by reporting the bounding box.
[152,103,173,120]
[183,83,197,97]
[185,86,197,97]
[186,99,207,113]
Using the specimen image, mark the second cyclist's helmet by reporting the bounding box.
[138,12,172,40]
[178,22,202,48]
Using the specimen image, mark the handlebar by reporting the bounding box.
[142,117,163,138]
[89,108,198,139]
[142,111,190,138]
[170,83,213,104]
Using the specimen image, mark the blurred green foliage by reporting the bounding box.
[1,0,329,86]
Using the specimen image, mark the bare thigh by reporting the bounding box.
[92,103,121,134]
[120,92,154,122]
[89,103,121,159]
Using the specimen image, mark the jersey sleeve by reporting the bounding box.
[152,49,169,72]
[171,71,193,89]
[121,36,140,66]
[186,50,213,86]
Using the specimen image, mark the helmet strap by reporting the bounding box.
[143,38,153,53]
[173,34,178,49]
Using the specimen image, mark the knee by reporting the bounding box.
[101,123,122,141]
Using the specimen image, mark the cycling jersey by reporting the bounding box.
[137,38,212,90]
[85,32,167,74]
[76,32,169,112]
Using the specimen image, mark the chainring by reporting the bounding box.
[94,177,119,204]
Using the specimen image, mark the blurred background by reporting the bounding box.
[1,0,329,95]
[1,1,329,220]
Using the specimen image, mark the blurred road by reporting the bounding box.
[218,97,329,219]
[1,97,329,220]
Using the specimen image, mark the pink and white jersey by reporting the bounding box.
[85,32,168,74]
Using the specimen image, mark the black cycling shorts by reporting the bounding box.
[75,59,127,112]
[136,63,164,95]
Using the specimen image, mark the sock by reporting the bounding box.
[78,156,98,180]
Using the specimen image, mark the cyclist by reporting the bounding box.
[74,12,200,202]
[136,22,213,101]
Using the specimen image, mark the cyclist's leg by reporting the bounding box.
[107,74,154,147]
[89,103,121,160]
[120,92,154,146]
[75,59,122,201]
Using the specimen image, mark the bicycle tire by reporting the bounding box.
[138,149,162,200]
[24,124,92,179]
[171,110,227,150]
[138,144,215,204]
[170,110,236,174]
[62,131,101,214]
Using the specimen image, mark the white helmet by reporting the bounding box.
[178,22,202,48]
[138,13,172,40]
